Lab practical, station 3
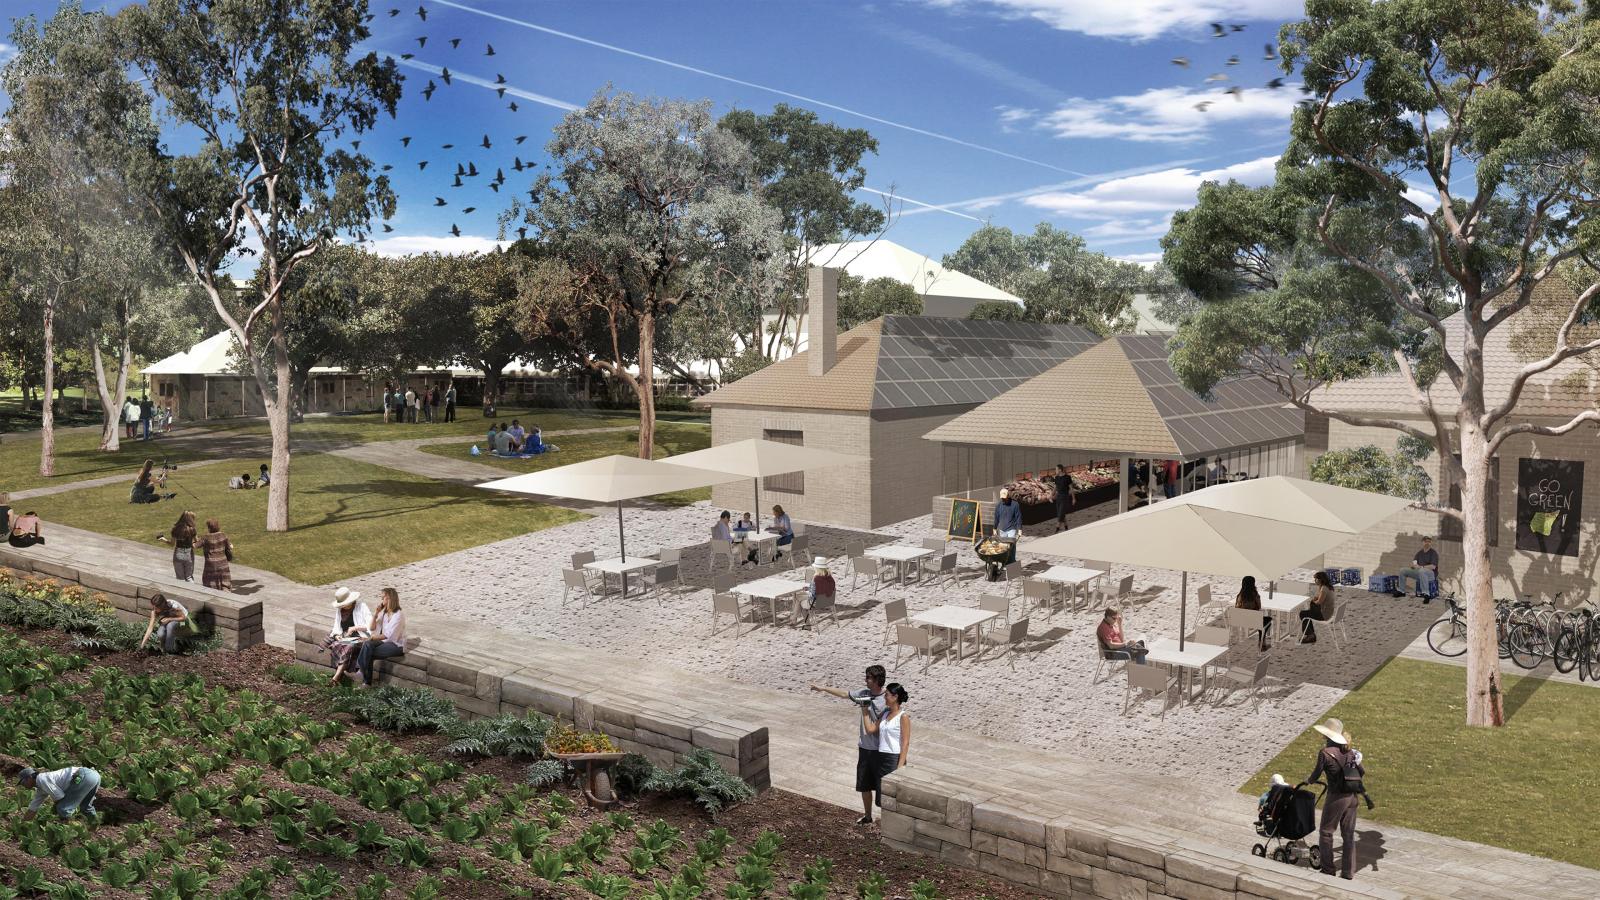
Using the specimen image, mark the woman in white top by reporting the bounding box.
[862,683,910,807]
[323,587,373,685]
[356,587,408,686]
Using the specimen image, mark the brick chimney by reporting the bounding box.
[807,266,839,377]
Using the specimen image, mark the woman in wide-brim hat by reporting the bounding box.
[1307,717,1364,880]
[322,587,373,685]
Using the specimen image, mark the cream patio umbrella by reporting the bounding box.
[1023,477,1414,648]
[665,438,865,530]
[477,454,743,565]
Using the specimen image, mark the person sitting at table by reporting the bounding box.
[755,504,793,564]
[800,558,835,627]
[712,510,733,542]
[1096,607,1147,664]
[1235,575,1271,651]
[1300,571,1336,644]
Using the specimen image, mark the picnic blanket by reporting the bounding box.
[471,443,559,459]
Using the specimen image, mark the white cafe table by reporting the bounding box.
[584,556,659,597]
[1261,592,1308,645]
[1142,638,1229,701]
[865,545,935,586]
[734,576,808,623]
[910,605,1000,663]
[1033,565,1106,611]
[732,531,780,563]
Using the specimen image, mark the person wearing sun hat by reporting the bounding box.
[994,488,1022,564]
[17,764,100,821]
[800,557,836,627]
[1307,717,1366,880]
[321,587,373,685]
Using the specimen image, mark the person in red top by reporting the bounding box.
[1163,459,1180,498]
[1096,607,1147,664]
[800,559,836,627]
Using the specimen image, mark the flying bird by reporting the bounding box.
[467,162,479,177]
[515,135,528,144]
[381,164,393,171]
[1267,77,1286,89]
[462,206,477,214]
[351,140,361,150]
[508,101,519,112]
[516,227,528,240]
[455,162,466,175]
[401,136,412,146]
[486,44,495,56]
[1225,86,1243,100]
[421,80,436,100]
[496,87,506,98]
[401,53,414,60]
[416,36,426,48]
[418,160,429,170]
[1205,72,1229,83]
[449,38,461,48]
[1193,101,1212,112]
[451,174,463,187]
[481,135,492,149]
[1225,55,1239,66]
[1171,56,1189,67]
[382,223,394,232]
[416,5,427,21]
[489,183,500,193]
[1231,24,1245,32]
[512,157,525,172]
[1264,43,1278,60]
[442,143,454,149]
[389,8,400,16]
[450,224,461,237]
[495,73,507,84]
[433,197,447,206]
[440,67,452,85]
[1210,22,1225,37]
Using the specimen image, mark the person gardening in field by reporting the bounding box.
[17,765,101,821]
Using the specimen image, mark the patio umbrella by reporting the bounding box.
[477,454,743,562]
[664,438,865,530]
[1023,477,1413,648]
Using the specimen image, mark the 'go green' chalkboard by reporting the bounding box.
[947,498,981,542]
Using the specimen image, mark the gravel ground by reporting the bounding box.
[342,500,1440,788]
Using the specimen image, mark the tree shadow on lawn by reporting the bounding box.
[296,479,530,530]
[1499,665,1553,723]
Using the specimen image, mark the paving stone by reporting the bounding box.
[1093,867,1149,900]
[1165,851,1243,891]
[973,801,1047,847]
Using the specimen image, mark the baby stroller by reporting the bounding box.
[1252,781,1324,869]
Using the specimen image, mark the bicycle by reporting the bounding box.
[1426,593,1467,657]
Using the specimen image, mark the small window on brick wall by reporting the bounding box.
[763,429,804,494]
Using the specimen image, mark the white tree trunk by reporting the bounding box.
[90,329,132,452]
[39,298,56,478]
[264,337,293,533]
[1458,420,1503,726]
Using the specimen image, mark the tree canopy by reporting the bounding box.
[943,223,1152,333]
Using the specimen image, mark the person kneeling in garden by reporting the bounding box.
[356,587,407,687]
[137,593,190,654]
[18,765,100,821]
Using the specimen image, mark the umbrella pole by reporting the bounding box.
[617,500,629,597]
[754,477,762,531]
[1179,570,1188,652]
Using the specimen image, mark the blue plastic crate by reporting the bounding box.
[1341,567,1363,586]
[1323,567,1342,586]
[1368,574,1398,593]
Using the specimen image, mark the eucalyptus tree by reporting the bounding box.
[508,90,785,456]
[944,223,1148,333]
[1161,0,1600,726]
[116,0,399,531]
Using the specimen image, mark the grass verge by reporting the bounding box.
[19,453,584,585]
[420,421,714,506]
[197,406,705,447]
[0,428,214,495]
[1243,657,1600,869]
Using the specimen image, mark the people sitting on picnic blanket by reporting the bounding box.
[507,420,527,451]
[492,423,515,455]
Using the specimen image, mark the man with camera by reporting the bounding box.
[810,664,888,825]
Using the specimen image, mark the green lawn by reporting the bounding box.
[0,389,105,434]
[0,427,215,495]
[421,421,714,506]
[20,452,584,585]
[199,406,704,447]
[1244,658,1600,869]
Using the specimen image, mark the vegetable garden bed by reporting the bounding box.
[0,627,1030,899]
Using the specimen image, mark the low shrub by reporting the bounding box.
[333,684,459,733]
[644,749,755,817]
[612,753,660,799]
[0,571,213,654]
[545,722,618,754]
[444,711,551,758]
[525,759,567,789]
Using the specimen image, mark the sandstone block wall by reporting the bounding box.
[292,618,770,790]
[0,546,266,650]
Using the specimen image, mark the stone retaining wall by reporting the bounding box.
[880,767,1387,900]
[291,618,770,791]
[0,546,265,651]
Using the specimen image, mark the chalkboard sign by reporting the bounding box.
[1517,458,1583,557]
[946,498,981,542]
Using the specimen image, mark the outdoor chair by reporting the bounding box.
[1001,562,1024,597]
[645,563,682,604]
[1096,574,1134,608]
[894,624,938,673]
[844,542,866,576]
[571,550,596,569]
[852,557,887,595]
[1190,624,1233,676]
[882,598,909,646]
[1195,583,1218,614]
[1081,558,1114,573]
[711,592,755,638]
[561,568,593,608]
[657,547,681,565]
[1226,607,1268,650]
[804,590,838,630]
[570,550,607,594]
[705,538,734,574]
[932,552,958,586]
[1323,602,1350,650]
[920,538,946,579]
[1124,661,1177,720]
[1215,655,1271,706]
[978,593,1012,636]
[784,535,810,570]
[1022,579,1056,616]
[712,573,738,595]
[1273,579,1313,599]
[981,617,1030,669]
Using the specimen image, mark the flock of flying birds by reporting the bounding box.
[349,4,538,241]
[1171,22,1302,112]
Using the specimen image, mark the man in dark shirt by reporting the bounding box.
[1397,536,1439,601]
[1053,464,1076,533]
[139,397,154,441]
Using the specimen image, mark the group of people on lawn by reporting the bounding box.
[487,419,544,455]
[383,382,456,424]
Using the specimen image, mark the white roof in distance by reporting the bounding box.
[142,331,239,375]
[808,240,1023,307]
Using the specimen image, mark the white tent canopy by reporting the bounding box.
[1024,477,1413,648]
[665,439,864,529]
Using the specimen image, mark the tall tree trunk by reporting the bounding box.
[264,334,293,533]
[481,360,502,410]
[39,298,56,478]
[1459,418,1503,726]
[636,308,658,458]
[90,322,133,452]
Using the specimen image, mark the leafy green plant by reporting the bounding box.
[910,878,942,900]
[443,712,551,757]
[525,758,566,788]
[292,864,343,899]
[439,817,478,843]
[407,876,443,900]
[613,753,661,799]
[696,828,733,865]
[305,799,342,832]
[528,847,572,882]
[645,750,755,817]
[355,873,393,900]
[273,663,327,686]
[625,846,659,876]
[311,834,359,860]
[271,814,307,847]
[579,872,632,900]
[454,857,486,881]
[333,685,459,733]
[856,873,887,900]
[165,864,211,900]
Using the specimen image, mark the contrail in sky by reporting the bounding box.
[860,186,984,223]
[427,0,1090,176]
[386,54,579,112]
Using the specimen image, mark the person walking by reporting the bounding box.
[862,683,910,797]
[993,488,1022,565]
[139,396,154,441]
[382,383,393,423]
[17,765,101,821]
[169,511,198,581]
[123,397,140,440]
[1163,459,1179,499]
[403,386,416,423]
[444,382,457,422]
[1307,717,1366,880]
[809,665,888,825]
[199,517,234,592]
[357,587,407,686]
[1052,464,1076,533]
[429,385,441,423]
[1299,571,1336,644]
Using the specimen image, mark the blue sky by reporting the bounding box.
[4,0,1307,267]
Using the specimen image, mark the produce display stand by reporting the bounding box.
[551,751,630,808]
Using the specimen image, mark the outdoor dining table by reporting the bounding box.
[1142,637,1229,701]
[732,531,780,564]
[584,556,659,598]
[910,605,999,664]
[733,576,808,624]
[1033,564,1106,612]
[865,545,934,586]
[1261,592,1308,645]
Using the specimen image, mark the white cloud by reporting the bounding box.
[996,105,1038,133]
[924,0,1303,41]
[1081,217,1173,241]
[1027,85,1300,143]
[1023,154,1278,218]
[368,234,507,257]
[1114,251,1165,268]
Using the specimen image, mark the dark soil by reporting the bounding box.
[4,630,1031,899]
